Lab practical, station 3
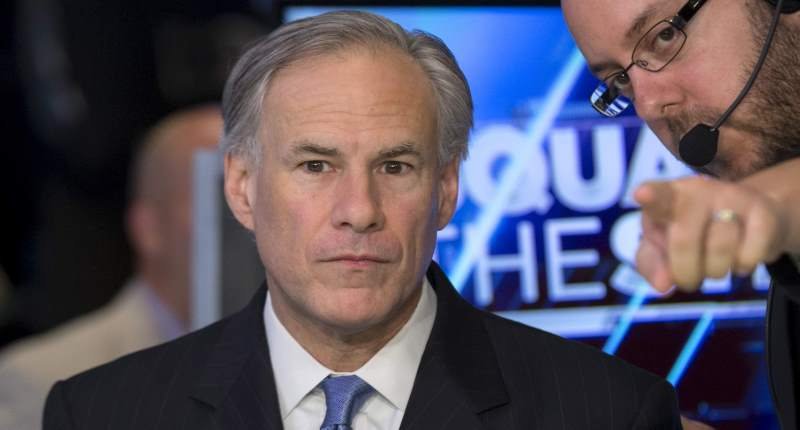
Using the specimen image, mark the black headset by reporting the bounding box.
[678,0,800,167]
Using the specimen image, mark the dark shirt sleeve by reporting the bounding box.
[632,379,683,430]
[43,381,76,430]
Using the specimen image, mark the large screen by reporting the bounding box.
[190,4,777,427]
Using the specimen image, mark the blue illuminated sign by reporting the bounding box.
[283,5,771,333]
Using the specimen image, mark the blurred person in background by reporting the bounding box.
[563,0,800,427]
[0,105,222,430]
[3,0,268,342]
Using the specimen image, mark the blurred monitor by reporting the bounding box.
[190,3,777,427]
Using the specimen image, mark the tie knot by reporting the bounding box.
[320,375,375,430]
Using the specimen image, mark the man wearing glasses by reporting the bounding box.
[564,0,800,427]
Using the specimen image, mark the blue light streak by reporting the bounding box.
[602,282,650,354]
[450,48,586,291]
[667,308,716,386]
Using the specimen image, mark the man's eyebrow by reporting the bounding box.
[625,5,661,44]
[290,141,340,157]
[377,142,423,160]
[589,61,620,77]
[588,4,662,77]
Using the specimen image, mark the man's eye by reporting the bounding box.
[303,160,330,173]
[648,25,681,53]
[382,161,410,175]
[657,27,676,42]
[613,73,630,88]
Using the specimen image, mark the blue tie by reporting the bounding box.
[319,375,375,430]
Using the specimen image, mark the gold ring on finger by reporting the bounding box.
[712,208,739,224]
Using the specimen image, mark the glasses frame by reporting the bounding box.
[590,0,709,117]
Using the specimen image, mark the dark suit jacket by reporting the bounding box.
[766,255,800,429]
[43,262,681,429]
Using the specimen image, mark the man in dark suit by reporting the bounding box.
[562,0,800,427]
[43,11,682,429]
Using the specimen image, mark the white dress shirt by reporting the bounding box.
[264,279,437,430]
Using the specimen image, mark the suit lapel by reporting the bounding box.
[400,262,509,429]
[185,263,509,430]
[188,286,284,430]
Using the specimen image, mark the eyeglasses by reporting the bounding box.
[590,0,708,117]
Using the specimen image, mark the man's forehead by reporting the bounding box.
[288,139,426,158]
[563,0,679,73]
[265,51,432,111]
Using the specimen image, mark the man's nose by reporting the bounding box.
[330,171,385,233]
[627,66,684,123]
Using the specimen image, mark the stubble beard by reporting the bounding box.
[666,3,800,179]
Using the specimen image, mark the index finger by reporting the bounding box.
[634,180,675,223]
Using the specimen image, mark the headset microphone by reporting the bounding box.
[678,0,785,167]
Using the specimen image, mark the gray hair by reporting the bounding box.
[220,10,472,166]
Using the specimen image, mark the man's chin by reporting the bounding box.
[313,287,419,337]
[318,309,390,337]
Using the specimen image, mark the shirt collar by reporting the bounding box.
[355,277,436,411]
[264,292,331,419]
[264,277,437,418]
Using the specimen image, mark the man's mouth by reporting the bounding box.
[321,254,391,268]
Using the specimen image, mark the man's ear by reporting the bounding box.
[436,159,460,230]
[224,153,256,231]
[126,201,161,259]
